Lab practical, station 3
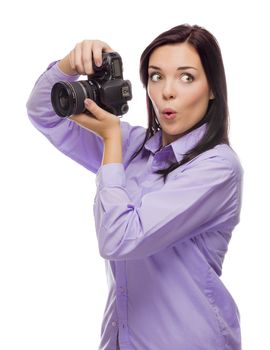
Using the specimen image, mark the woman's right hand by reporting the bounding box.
[58,40,114,76]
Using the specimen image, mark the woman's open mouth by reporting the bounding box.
[162,108,177,120]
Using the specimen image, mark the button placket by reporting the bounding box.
[115,261,130,346]
[119,286,126,296]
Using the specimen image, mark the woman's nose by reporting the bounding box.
[162,80,177,100]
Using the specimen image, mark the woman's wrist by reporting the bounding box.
[102,129,123,165]
[58,54,78,76]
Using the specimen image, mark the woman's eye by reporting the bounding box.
[150,73,162,82]
[180,73,194,83]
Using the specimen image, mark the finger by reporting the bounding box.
[92,45,103,68]
[81,40,94,75]
[92,41,114,67]
[68,110,100,133]
[84,98,108,120]
[74,43,84,74]
[101,40,114,53]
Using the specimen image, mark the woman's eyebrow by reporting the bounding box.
[177,66,197,70]
[148,65,197,70]
[148,65,162,70]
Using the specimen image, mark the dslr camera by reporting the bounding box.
[51,52,132,117]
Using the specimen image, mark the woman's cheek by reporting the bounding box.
[183,85,210,110]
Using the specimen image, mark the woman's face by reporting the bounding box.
[147,42,213,146]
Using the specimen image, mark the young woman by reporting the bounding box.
[27,24,243,350]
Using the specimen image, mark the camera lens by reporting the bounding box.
[51,81,95,117]
[59,89,69,110]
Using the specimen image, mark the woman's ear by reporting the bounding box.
[209,90,215,100]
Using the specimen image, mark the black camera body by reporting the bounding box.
[51,52,132,117]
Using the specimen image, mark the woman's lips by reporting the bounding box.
[162,113,176,120]
[161,108,177,120]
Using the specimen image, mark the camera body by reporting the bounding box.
[51,52,132,117]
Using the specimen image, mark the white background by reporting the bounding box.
[0,0,269,349]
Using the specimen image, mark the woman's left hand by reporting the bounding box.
[69,98,121,141]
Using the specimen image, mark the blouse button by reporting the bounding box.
[112,321,117,327]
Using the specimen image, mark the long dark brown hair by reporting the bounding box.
[129,24,229,183]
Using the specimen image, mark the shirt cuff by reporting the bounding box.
[96,163,126,190]
[45,60,80,84]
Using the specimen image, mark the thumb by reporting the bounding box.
[84,98,107,119]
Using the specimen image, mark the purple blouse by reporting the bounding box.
[26,61,243,350]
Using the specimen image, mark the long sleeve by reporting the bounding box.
[26,61,145,173]
[93,152,242,260]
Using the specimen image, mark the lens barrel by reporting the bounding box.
[51,81,95,117]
